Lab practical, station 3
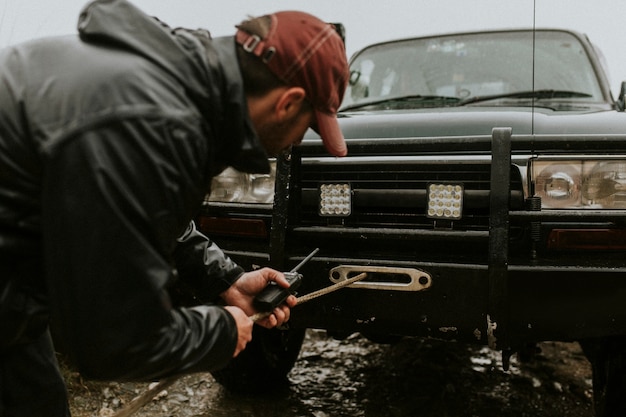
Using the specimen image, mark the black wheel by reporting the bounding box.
[211,326,306,394]
[580,336,626,417]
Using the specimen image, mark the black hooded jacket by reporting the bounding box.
[0,0,269,379]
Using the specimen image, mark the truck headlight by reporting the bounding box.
[531,158,626,209]
[206,161,276,204]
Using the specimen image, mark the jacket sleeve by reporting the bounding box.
[172,221,245,303]
[41,117,237,381]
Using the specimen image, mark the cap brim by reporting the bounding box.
[315,110,347,157]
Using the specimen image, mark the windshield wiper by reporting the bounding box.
[458,89,593,105]
[341,94,461,111]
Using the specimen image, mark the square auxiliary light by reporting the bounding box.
[427,183,464,220]
[319,183,352,217]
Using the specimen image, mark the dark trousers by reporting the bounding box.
[0,330,70,417]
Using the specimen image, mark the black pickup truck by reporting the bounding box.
[199,28,626,416]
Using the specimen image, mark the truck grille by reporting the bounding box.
[294,158,524,232]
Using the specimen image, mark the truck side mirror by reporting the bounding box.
[618,81,626,111]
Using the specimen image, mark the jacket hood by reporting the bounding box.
[78,0,208,103]
[77,0,270,174]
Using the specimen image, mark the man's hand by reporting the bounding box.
[223,306,253,357]
[221,268,297,329]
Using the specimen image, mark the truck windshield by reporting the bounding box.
[342,30,604,110]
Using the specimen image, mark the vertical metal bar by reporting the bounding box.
[269,150,293,270]
[488,127,512,350]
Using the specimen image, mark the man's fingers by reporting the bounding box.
[286,294,298,307]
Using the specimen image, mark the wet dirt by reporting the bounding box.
[64,329,594,417]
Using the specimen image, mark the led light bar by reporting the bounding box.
[319,183,352,216]
[427,183,463,219]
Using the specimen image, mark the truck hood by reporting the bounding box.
[306,106,626,140]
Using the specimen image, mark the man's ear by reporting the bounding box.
[275,87,307,121]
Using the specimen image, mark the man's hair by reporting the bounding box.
[236,16,286,97]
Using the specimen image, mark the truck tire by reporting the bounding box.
[211,326,306,393]
[579,336,626,417]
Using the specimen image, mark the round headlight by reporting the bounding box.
[535,164,581,208]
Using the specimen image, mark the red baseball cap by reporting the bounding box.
[235,11,349,157]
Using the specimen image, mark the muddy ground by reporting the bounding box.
[63,329,594,417]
